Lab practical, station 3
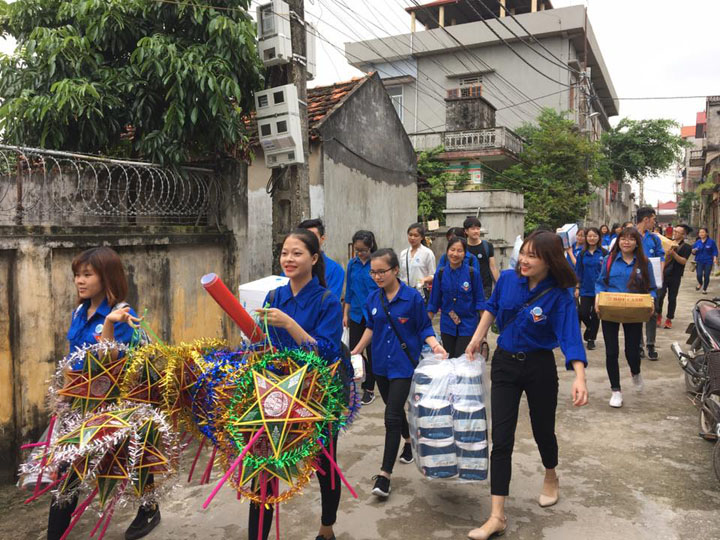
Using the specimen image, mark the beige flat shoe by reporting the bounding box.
[538,477,559,507]
[467,515,507,540]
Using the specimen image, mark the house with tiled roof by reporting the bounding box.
[246,72,418,276]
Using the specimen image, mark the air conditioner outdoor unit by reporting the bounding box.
[255,84,299,118]
[257,0,292,66]
[306,23,317,80]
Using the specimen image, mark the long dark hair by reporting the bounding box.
[284,228,326,288]
[407,222,428,246]
[352,230,377,253]
[600,224,610,236]
[606,227,651,292]
[72,247,128,306]
[515,231,577,288]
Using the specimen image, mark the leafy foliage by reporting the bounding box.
[676,191,697,221]
[417,146,469,223]
[0,0,264,166]
[602,118,688,183]
[483,109,611,233]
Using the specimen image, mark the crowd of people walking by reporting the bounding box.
[50,208,714,540]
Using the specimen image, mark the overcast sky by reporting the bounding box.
[2,0,719,207]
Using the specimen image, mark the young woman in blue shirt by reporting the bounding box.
[253,228,344,540]
[427,236,486,358]
[464,231,588,540]
[48,247,155,540]
[350,248,445,499]
[575,227,607,350]
[692,227,718,293]
[595,227,657,409]
[600,224,611,250]
[343,230,379,405]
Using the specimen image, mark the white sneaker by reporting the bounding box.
[609,391,623,408]
[632,373,644,392]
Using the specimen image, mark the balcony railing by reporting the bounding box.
[689,149,706,166]
[409,127,523,156]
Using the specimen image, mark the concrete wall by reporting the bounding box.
[445,95,496,131]
[444,190,525,269]
[0,228,245,481]
[318,74,418,263]
[706,97,720,152]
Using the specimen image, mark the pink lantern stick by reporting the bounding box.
[24,472,69,504]
[317,440,358,499]
[313,460,326,476]
[21,441,48,450]
[202,427,265,509]
[33,415,56,496]
[275,478,281,540]
[258,472,267,540]
[96,497,120,540]
[201,446,218,485]
[187,438,206,482]
[59,488,98,540]
[201,273,265,343]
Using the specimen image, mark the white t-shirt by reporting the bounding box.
[398,244,436,291]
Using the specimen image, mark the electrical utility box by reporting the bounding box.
[257,0,292,67]
[306,23,317,81]
[255,84,304,168]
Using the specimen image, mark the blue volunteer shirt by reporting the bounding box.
[485,270,586,369]
[263,276,343,360]
[595,252,657,298]
[437,252,481,272]
[602,234,614,249]
[344,256,378,324]
[427,262,486,336]
[641,230,665,261]
[323,252,345,301]
[364,281,436,379]
[692,238,718,264]
[575,248,606,297]
[67,298,138,369]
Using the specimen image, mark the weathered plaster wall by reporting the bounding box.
[0,228,245,481]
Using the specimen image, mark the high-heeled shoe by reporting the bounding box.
[467,515,507,540]
[538,477,559,507]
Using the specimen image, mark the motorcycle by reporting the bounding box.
[672,297,720,482]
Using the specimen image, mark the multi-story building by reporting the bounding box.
[344,0,626,224]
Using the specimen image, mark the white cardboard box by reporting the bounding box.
[238,275,289,314]
[556,223,578,249]
[649,257,663,289]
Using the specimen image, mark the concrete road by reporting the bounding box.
[2,273,719,539]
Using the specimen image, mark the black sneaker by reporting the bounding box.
[398,442,414,464]
[125,503,161,540]
[371,475,391,498]
[315,536,336,540]
[638,347,645,359]
[587,340,595,350]
[361,390,375,405]
[648,346,659,361]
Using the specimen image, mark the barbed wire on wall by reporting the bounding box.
[0,145,224,227]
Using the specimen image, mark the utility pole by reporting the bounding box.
[267,0,310,274]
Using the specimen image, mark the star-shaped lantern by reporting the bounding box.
[58,349,127,415]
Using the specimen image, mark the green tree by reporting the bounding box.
[0,0,263,166]
[417,146,469,223]
[676,191,697,221]
[602,118,688,186]
[484,108,610,232]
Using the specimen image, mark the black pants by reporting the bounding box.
[440,333,472,359]
[657,275,682,320]
[601,320,642,391]
[47,474,156,539]
[489,348,558,496]
[375,375,411,474]
[697,262,712,291]
[248,432,341,539]
[578,296,600,341]
[349,318,374,392]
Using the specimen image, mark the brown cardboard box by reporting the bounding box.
[597,292,655,323]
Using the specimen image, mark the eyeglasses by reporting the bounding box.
[369,268,394,277]
[355,248,370,254]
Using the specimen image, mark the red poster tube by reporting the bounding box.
[201,273,265,343]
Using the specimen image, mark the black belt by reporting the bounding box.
[495,347,552,362]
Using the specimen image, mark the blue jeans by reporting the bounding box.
[696,262,713,291]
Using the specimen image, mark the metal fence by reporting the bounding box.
[0,145,223,226]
